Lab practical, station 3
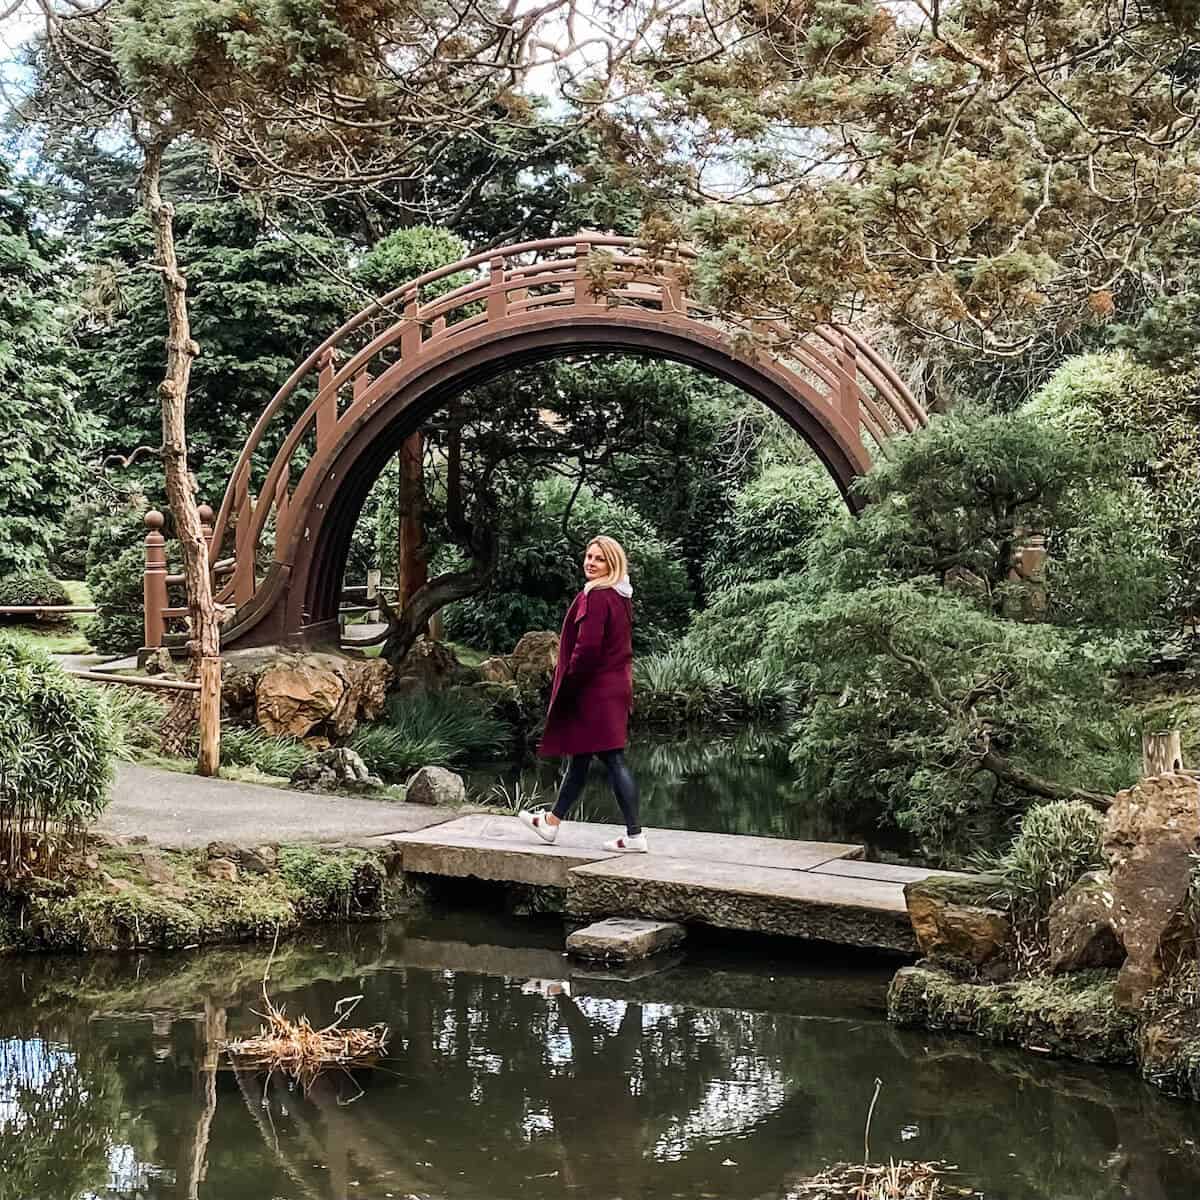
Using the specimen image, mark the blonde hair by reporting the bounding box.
[584,535,629,591]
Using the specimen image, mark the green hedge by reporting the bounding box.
[0,571,71,613]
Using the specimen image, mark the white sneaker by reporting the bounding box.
[519,809,559,844]
[603,833,648,853]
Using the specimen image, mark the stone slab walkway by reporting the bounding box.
[97,763,455,849]
[382,813,955,953]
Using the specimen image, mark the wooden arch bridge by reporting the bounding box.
[143,234,926,651]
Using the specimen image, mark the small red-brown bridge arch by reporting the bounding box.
[195,234,925,650]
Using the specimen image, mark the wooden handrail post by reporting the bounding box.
[143,510,168,649]
[197,656,222,777]
[1142,731,1184,778]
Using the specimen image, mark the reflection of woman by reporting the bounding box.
[520,535,645,852]
[546,996,647,1193]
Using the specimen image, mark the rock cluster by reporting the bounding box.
[476,632,559,692]
[290,748,384,793]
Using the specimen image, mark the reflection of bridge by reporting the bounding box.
[142,234,926,651]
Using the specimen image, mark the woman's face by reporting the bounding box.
[583,544,607,582]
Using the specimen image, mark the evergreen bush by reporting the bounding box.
[85,545,148,656]
[0,571,71,613]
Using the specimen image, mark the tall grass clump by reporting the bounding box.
[348,725,450,779]
[991,800,1106,927]
[634,648,794,728]
[101,686,168,762]
[220,726,314,778]
[0,637,114,877]
[383,691,509,758]
[350,692,509,780]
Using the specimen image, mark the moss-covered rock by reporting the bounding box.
[903,874,1012,968]
[1138,1008,1200,1100]
[4,843,394,953]
[888,963,1136,1064]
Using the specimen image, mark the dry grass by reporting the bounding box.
[223,934,388,1089]
[793,1160,980,1198]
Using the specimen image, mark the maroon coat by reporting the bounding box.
[538,586,634,758]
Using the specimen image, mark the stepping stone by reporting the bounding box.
[566,917,686,963]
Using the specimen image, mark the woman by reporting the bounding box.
[519,535,646,852]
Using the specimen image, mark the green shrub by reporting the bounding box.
[102,686,168,762]
[703,460,841,592]
[82,495,157,656]
[1026,352,1200,622]
[0,637,114,855]
[85,544,147,656]
[277,846,384,921]
[220,726,313,778]
[0,570,71,614]
[993,800,1107,926]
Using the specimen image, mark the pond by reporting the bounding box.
[2,911,1197,1199]
[466,730,914,859]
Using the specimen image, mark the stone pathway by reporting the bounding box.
[97,762,455,849]
[382,813,958,953]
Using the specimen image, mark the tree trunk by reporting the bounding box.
[142,135,221,776]
[1142,731,1184,777]
[381,550,497,666]
[397,431,428,614]
[981,750,1111,811]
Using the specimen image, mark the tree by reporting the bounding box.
[74,198,355,504]
[370,354,754,662]
[442,477,693,653]
[612,1,1200,362]
[702,459,840,594]
[0,160,97,576]
[1025,351,1200,626]
[689,406,1162,859]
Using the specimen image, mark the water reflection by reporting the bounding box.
[0,916,1198,1199]
[468,730,914,857]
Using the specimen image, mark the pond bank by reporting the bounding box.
[0,841,403,953]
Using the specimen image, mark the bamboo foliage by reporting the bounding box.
[0,637,114,880]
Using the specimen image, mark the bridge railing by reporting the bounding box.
[207,234,925,618]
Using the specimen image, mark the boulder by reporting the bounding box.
[510,631,559,688]
[290,747,384,793]
[391,640,471,695]
[1047,871,1124,973]
[406,765,467,807]
[254,652,395,738]
[903,875,1012,967]
[205,857,239,883]
[102,874,136,895]
[1103,772,1200,1009]
[137,852,176,886]
[143,647,175,676]
[151,883,189,903]
[478,656,514,684]
[257,657,347,738]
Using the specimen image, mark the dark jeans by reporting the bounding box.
[551,749,641,836]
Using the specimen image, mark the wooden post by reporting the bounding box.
[1142,731,1184,778]
[398,431,428,614]
[197,655,222,777]
[143,510,168,649]
[366,568,381,623]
